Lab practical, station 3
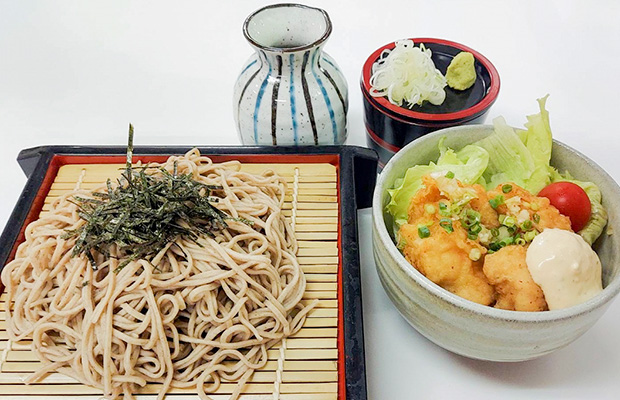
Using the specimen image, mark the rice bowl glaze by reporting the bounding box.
[372,124,620,361]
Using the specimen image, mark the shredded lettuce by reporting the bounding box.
[476,116,536,190]
[386,144,488,230]
[469,95,552,192]
[522,95,553,192]
[385,96,607,244]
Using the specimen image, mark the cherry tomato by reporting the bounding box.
[538,182,591,231]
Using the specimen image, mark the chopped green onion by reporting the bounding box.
[469,248,482,261]
[418,225,431,239]
[491,228,499,237]
[438,201,451,216]
[502,184,513,193]
[499,236,514,247]
[503,216,516,227]
[520,220,533,230]
[469,223,482,235]
[477,227,492,245]
[525,230,537,242]
[468,233,479,240]
[533,213,541,223]
[460,209,481,229]
[465,209,481,221]
[445,171,455,179]
[463,220,476,229]
[424,204,436,215]
[531,203,540,211]
[497,226,511,239]
[515,237,526,245]
[489,242,501,251]
[450,204,465,216]
[439,218,454,233]
[489,195,505,209]
[498,214,507,224]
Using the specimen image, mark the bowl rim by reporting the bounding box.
[361,38,501,122]
[372,124,620,322]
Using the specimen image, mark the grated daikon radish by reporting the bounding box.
[369,40,447,108]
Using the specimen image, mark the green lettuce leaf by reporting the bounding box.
[475,115,536,190]
[386,144,489,230]
[471,96,553,193]
[522,95,553,192]
[385,96,606,244]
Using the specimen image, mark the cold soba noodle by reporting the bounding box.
[1,149,315,399]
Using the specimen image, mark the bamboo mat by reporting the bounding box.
[0,160,340,399]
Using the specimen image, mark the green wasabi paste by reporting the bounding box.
[446,51,476,91]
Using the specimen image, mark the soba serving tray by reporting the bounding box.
[0,145,377,400]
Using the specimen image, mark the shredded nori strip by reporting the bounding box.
[63,124,231,270]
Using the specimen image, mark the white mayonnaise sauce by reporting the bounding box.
[526,228,603,310]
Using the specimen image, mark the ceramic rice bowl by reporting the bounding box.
[372,125,620,361]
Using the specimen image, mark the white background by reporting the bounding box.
[1,1,620,399]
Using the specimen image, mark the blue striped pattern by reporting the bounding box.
[310,51,338,144]
[318,58,347,114]
[236,58,263,135]
[253,53,271,144]
[288,54,299,145]
[239,59,257,78]
[322,57,337,69]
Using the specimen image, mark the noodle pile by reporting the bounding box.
[1,149,314,399]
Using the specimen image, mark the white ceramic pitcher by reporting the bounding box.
[233,4,348,145]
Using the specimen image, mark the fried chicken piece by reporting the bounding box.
[406,176,443,223]
[488,183,572,231]
[400,176,496,308]
[400,222,494,306]
[470,183,500,228]
[483,245,548,311]
[410,176,499,228]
